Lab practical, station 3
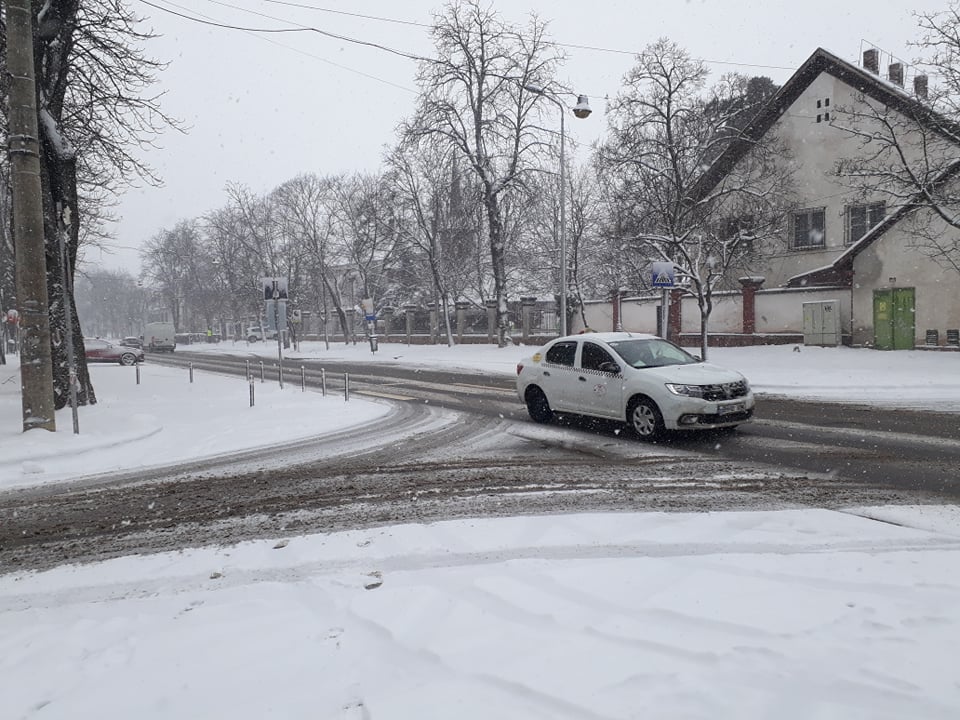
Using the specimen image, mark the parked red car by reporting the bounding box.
[84,338,144,366]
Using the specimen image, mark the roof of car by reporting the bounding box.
[558,331,659,342]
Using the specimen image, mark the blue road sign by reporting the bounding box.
[651,261,676,288]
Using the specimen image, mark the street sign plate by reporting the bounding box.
[651,262,676,288]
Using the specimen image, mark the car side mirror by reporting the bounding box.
[598,361,620,374]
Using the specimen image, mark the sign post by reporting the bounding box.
[262,277,289,388]
[360,297,378,354]
[650,262,676,341]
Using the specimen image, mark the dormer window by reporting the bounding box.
[816,98,831,122]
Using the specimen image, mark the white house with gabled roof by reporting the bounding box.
[585,46,960,349]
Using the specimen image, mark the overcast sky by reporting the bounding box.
[91,0,950,273]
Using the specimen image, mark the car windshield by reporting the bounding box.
[607,338,700,369]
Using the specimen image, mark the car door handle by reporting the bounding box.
[578,376,587,382]
[543,371,551,377]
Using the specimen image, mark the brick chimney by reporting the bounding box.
[914,74,929,99]
[888,62,904,87]
[863,48,879,74]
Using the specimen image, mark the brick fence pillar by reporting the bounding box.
[485,299,498,343]
[611,289,625,331]
[380,306,394,342]
[520,296,537,343]
[427,302,438,344]
[455,301,470,344]
[668,289,683,340]
[403,304,417,345]
[739,277,765,334]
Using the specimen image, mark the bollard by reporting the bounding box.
[321,368,326,397]
[249,375,255,407]
[344,372,350,401]
[189,363,194,383]
[301,365,306,392]
[245,359,250,378]
[278,362,284,389]
[259,361,265,383]
[136,364,140,385]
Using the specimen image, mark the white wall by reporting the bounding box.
[580,285,852,338]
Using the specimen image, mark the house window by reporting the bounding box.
[790,207,826,250]
[845,201,886,244]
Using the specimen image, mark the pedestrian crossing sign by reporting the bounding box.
[651,262,676,288]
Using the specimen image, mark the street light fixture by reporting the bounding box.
[524,86,592,337]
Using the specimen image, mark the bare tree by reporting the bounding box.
[73,267,145,338]
[405,0,563,346]
[597,39,792,358]
[329,174,402,301]
[1,1,177,408]
[387,140,481,345]
[140,220,204,330]
[272,173,346,346]
[830,9,960,276]
[513,166,601,331]
[203,205,264,337]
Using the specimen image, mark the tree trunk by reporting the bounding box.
[320,272,349,345]
[484,190,509,347]
[40,131,95,409]
[698,295,712,361]
[428,256,453,347]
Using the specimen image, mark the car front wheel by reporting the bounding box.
[627,397,664,440]
[525,386,554,424]
[119,353,137,366]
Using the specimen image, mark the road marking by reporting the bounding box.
[451,383,517,395]
[355,390,416,401]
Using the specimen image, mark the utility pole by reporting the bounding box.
[6,0,56,431]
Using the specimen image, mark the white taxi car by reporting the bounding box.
[515,332,754,440]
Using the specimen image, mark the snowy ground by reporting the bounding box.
[2,508,959,719]
[2,342,959,718]
[0,360,390,490]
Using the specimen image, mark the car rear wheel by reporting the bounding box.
[525,386,554,424]
[627,396,664,440]
[119,353,137,366]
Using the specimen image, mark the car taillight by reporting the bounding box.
[516,363,524,375]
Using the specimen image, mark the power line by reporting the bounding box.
[141,0,798,100]
[261,0,427,28]
[139,0,419,92]
[249,0,799,72]
[140,0,431,62]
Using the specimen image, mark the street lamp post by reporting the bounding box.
[524,87,592,337]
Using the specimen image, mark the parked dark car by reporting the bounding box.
[119,336,143,349]
[84,338,144,366]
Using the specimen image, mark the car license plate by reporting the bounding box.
[718,402,745,416]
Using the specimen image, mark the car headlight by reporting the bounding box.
[665,383,704,398]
